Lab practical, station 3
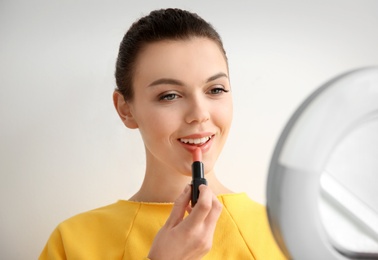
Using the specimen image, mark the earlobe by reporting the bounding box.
[113,91,138,129]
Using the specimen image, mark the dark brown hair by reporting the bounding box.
[115,8,227,101]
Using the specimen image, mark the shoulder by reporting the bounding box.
[218,192,266,220]
[57,201,141,232]
[58,201,143,240]
[218,193,268,235]
[40,201,148,259]
[218,193,287,260]
[55,200,163,248]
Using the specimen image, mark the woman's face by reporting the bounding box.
[125,37,232,176]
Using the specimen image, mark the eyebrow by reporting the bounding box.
[147,72,228,87]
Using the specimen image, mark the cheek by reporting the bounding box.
[216,99,233,130]
[137,106,181,142]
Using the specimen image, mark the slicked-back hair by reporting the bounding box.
[115,8,227,101]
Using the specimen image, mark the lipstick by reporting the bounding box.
[191,147,207,207]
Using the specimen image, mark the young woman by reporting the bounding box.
[40,8,285,260]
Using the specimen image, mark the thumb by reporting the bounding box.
[164,184,191,228]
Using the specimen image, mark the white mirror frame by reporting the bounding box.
[266,67,378,259]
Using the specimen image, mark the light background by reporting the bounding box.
[1,1,377,259]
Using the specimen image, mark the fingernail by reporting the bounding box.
[184,184,190,193]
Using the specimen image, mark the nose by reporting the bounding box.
[185,96,210,124]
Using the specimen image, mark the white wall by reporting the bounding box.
[0,1,377,259]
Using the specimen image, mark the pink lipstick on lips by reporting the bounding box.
[191,147,207,207]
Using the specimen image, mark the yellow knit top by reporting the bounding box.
[39,193,286,259]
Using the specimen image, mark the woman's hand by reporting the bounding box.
[148,184,223,260]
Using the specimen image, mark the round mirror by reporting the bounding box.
[266,67,378,259]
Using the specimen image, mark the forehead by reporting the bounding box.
[133,37,228,87]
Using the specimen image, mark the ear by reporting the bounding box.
[113,90,138,129]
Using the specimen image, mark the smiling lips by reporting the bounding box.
[179,135,212,145]
[178,134,214,154]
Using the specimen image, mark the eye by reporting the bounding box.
[159,93,180,101]
[208,86,230,95]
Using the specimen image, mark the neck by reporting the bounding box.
[129,162,232,203]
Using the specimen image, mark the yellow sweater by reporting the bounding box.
[39,193,286,259]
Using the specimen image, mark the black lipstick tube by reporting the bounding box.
[191,161,207,207]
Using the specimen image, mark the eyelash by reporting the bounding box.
[208,87,229,95]
[158,86,229,101]
[159,93,180,101]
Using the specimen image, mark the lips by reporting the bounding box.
[180,135,212,145]
[178,133,214,153]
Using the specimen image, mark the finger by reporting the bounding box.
[186,185,213,223]
[203,192,223,229]
[185,204,192,215]
[165,184,191,228]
